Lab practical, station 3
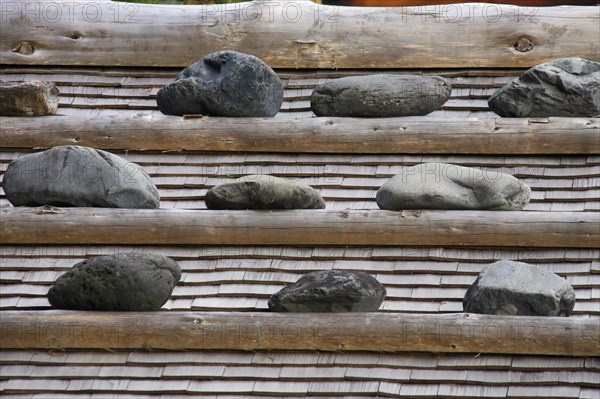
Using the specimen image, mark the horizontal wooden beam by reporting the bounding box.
[323,0,600,6]
[1,311,597,356]
[1,208,597,247]
[1,115,598,154]
[1,1,598,68]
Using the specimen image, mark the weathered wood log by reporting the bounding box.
[1,115,598,154]
[1,0,598,68]
[1,311,597,356]
[1,208,597,247]
[323,0,600,6]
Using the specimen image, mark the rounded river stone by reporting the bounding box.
[205,175,325,210]
[310,74,452,117]
[3,145,160,208]
[157,50,283,117]
[48,253,181,311]
[376,163,531,210]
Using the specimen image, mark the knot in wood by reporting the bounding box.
[12,42,34,55]
[514,37,534,52]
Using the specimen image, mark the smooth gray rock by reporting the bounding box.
[463,260,576,316]
[310,74,451,117]
[268,270,386,312]
[488,57,600,117]
[3,145,160,208]
[157,51,283,117]
[376,163,531,210]
[0,80,60,116]
[205,175,325,210]
[48,253,181,311]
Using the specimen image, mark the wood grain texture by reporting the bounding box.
[1,0,598,68]
[1,115,598,154]
[1,311,598,356]
[1,208,597,247]
[323,0,600,6]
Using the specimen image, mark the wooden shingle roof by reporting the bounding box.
[1,1,599,397]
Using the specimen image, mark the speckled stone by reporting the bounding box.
[48,253,181,311]
[205,175,325,210]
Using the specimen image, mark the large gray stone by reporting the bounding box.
[157,51,283,117]
[0,80,60,116]
[48,253,181,311]
[3,145,160,208]
[205,175,325,210]
[488,57,600,117]
[376,163,530,210]
[463,260,575,316]
[268,270,386,312]
[310,74,451,117]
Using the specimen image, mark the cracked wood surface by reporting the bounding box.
[1,1,598,68]
[1,311,598,356]
[1,208,597,247]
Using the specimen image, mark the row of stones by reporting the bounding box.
[156,52,600,118]
[1,53,598,118]
[48,254,575,318]
[3,145,532,211]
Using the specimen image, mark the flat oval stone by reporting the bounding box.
[463,260,576,316]
[488,57,600,117]
[205,175,325,210]
[3,145,160,208]
[157,50,283,117]
[48,253,181,311]
[310,74,451,117]
[376,163,531,210]
[268,270,386,312]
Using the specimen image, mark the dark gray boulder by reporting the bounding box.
[205,175,325,210]
[48,253,181,311]
[0,80,60,116]
[488,57,600,117]
[268,270,386,312]
[3,145,160,208]
[310,74,451,117]
[157,51,283,117]
[376,163,530,210]
[463,260,575,316]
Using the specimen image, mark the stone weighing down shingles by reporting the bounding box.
[0,81,60,116]
[463,260,576,316]
[268,270,386,312]
[48,253,181,311]
[156,51,283,117]
[488,57,600,117]
[205,175,325,210]
[3,145,160,208]
[376,163,531,210]
[310,74,451,117]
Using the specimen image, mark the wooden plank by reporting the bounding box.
[1,115,598,154]
[1,311,597,356]
[2,1,597,68]
[330,1,599,6]
[1,208,597,247]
